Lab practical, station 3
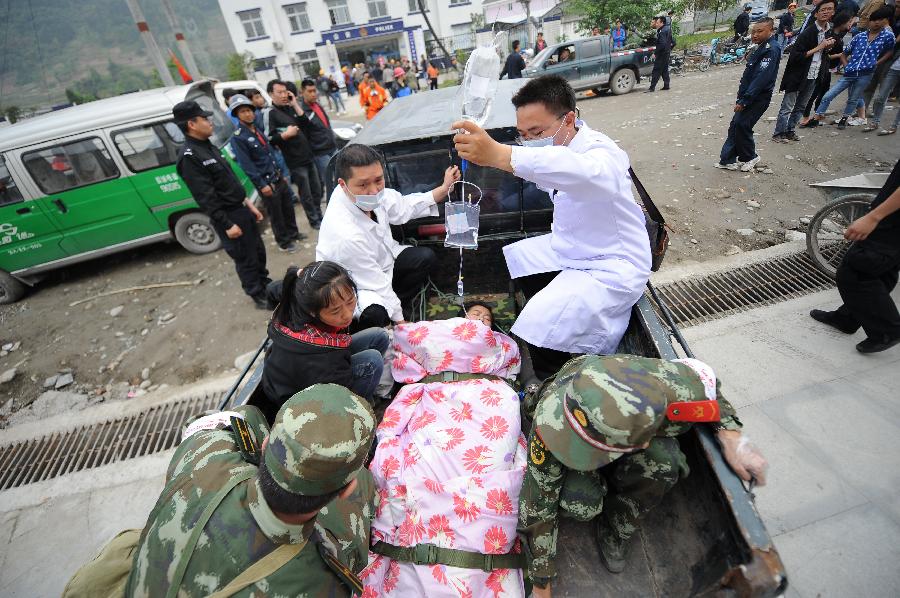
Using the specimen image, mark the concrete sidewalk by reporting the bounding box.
[1,276,898,596]
[683,287,900,598]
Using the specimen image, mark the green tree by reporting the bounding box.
[4,106,22,124]
[225,52,254,81]
[568,0,660,33]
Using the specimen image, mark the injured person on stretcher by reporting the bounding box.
[361,313,528,597]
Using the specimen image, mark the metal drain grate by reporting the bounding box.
[0,391,223,491]
[653,251,835,327]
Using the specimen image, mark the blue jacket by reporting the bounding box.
[736,38,782,106]
[229,124,282,191]
[613,26,627,48]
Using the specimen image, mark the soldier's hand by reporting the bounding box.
[225,224,243,239]
[532,582,552,598]
[717,430,768,486]
[261,185,273,197]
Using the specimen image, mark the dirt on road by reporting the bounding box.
[1,63,897,420]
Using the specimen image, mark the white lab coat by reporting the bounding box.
[316,185,438,322]
[503,121,651,354]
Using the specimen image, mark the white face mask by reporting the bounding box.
[344,184,384,211]
[518,116,568,148]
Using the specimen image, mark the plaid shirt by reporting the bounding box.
[844,27,896,75]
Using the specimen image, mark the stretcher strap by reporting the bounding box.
[371,541,523,571]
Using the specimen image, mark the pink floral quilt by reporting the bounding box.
[361,318,527,598]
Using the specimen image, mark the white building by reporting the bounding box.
[217,0,485,84]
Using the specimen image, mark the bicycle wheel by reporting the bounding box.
[699,59,710,72]
[806,194,875,279]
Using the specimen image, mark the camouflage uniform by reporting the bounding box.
[516,355,741,584]
[126,384,376,598]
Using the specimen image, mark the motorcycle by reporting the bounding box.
[698,36,756,71]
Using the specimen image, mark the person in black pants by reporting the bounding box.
[500,39,526,79]
[173,100,270,309]
[647,15,673,92]
[515,271,574,381]
[810,159,900,353]
[715,19,781,172]
[266,79,324,229]
[227,94,303,253]
[799,11,853,127]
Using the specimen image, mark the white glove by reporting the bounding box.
[717,430,769,487]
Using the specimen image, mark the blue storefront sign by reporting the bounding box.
[322,20,404,44]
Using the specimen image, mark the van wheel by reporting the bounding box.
[610,69,636,95]
[173,212,222,254]
[0,270,26,304]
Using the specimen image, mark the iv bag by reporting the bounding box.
[445,200,481,249]
[458,33,504,127]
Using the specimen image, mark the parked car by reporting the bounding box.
[522,35,656,95]
[0,80,254,304]
[213,80,361,148]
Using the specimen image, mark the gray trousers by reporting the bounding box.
[774,78,817,136]
[871,68,900,128]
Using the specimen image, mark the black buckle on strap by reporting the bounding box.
[412,543,439,565]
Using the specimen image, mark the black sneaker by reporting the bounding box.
[799,119,820,128]
[644,88,656,93]
[856,334,900,354]
[279,241,298,253]
[785,131,801,141]
[661,86,671,90]
[772,134,790,143]
[837,117,848,130]
[809,309,858,334]
[292,232,308,242]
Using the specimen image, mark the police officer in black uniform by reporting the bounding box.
[173,100,270,309]
[647,14,674,92]
[715,18,781,172]
[227,94,303,253]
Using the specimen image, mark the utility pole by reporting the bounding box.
[160,0,201,77]
[124,0,176,86]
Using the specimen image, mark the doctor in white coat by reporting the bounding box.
[453,75,651,380]
[316,144,460,328]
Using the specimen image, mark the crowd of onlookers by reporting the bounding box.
[717,0,898,172]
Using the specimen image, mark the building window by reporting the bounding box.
[408,0,428,11]
[254,56,277,71]
[238,9,267,39]
[296,50,320,77]
[450,23,475,49]
[326,0,351,26]
[450,0,468,5]
[284,3,311,32]
[368,0,388,18]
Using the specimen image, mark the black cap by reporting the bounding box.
[172,100,213,123]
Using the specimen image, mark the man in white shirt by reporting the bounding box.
[316,144,460,328]
[453,75,652,380]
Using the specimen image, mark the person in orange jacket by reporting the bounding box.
[358,71,389,120]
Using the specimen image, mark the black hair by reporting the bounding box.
[245,88,262,98]
[257,457,343,515]
[222,87,239,101]
[266,78,287,93]
[754,17,775,30]
[512,39,521,50]
[813,0,836,11]
[511,74,576,116]
[301,77,317,89]
[870,6,893,21]
[832,10,853,27]
[285,81,299,95]
[335,144,383,182]
[272,261,357,330]
[462,301,495,325]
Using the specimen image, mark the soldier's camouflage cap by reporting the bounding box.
[534,355,705,471]
[264,384,375,496]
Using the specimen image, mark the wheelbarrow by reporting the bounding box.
[806,172,889,279]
